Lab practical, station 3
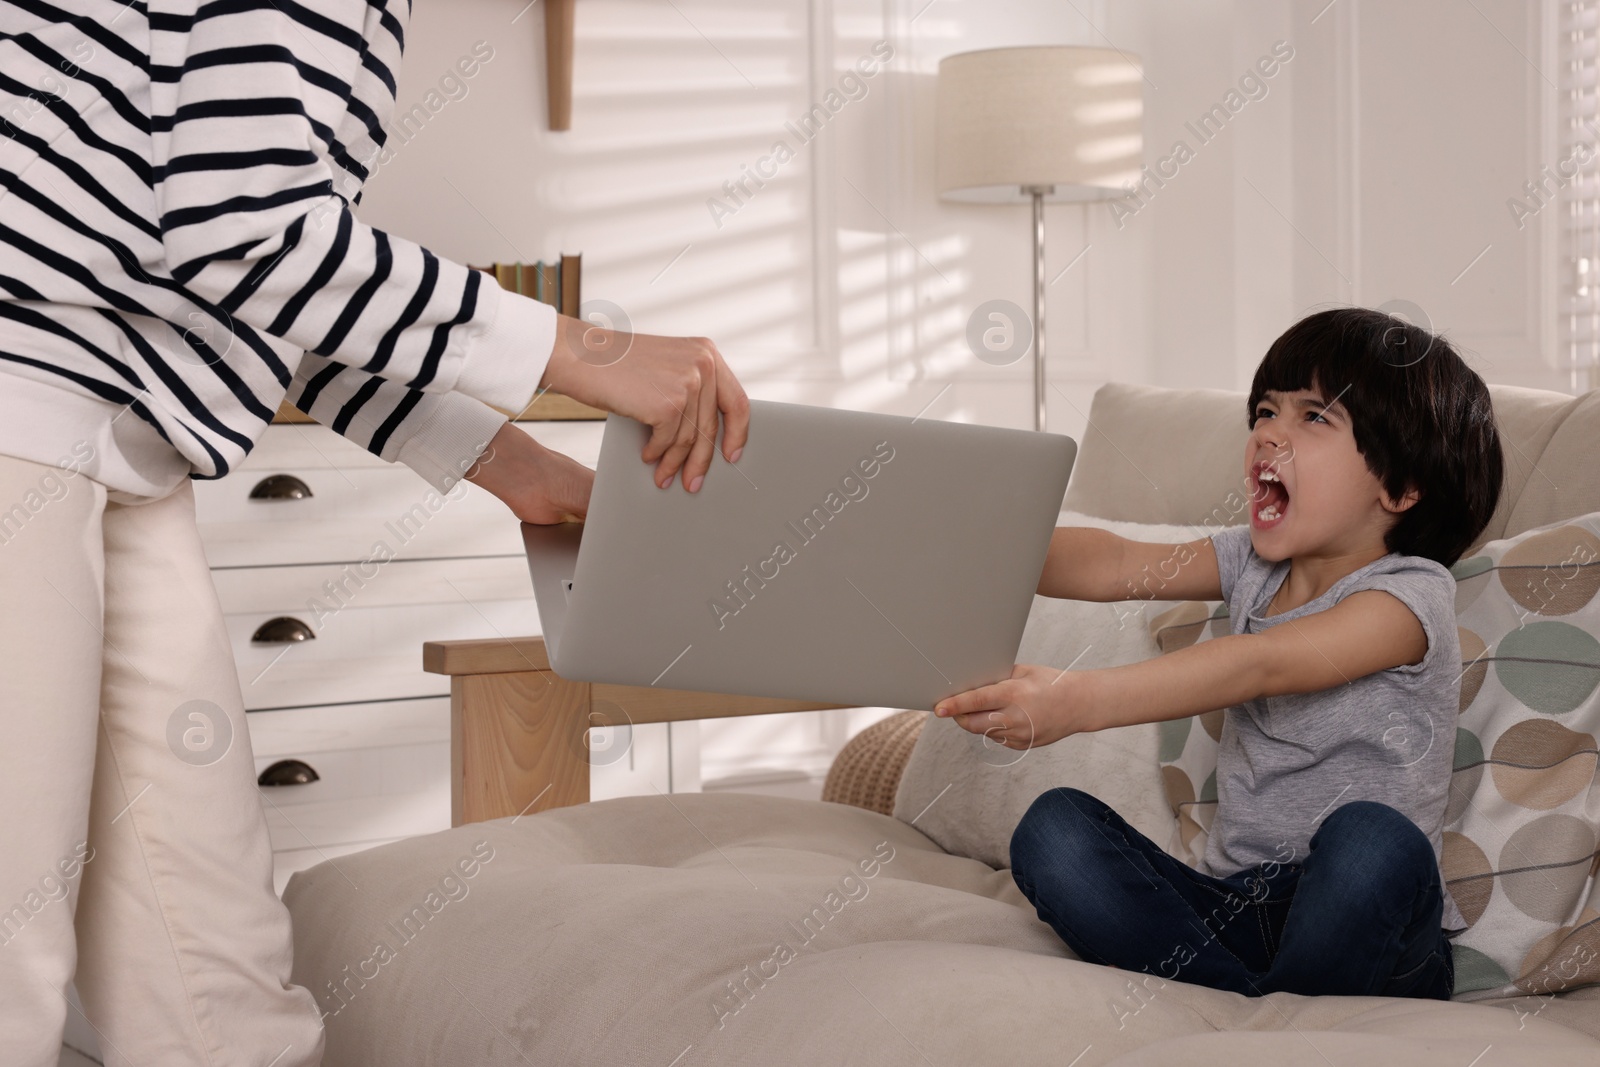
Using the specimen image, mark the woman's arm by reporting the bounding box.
[285,303,759,504]
[148,2,748,492]
[148,3,539,407]
[285,355,511,495]
[462,421,594,525]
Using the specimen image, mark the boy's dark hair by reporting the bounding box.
[1245,306,1504,568]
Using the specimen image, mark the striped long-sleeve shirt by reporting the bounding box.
[0,0,556,500]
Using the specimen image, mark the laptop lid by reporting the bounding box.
[523,399,1075,711]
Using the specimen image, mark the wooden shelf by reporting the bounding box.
[508,391,606,421]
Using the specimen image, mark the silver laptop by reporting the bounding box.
[521,399,1075,711]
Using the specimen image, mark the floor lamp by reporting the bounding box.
[936,46,1144,431]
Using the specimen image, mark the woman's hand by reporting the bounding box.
[539,315,751,493]
[931,664,1105,751]
[464,421,595,525]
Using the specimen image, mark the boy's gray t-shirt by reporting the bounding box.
[1200,523,1467,934]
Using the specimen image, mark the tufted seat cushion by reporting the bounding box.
[284,792,1600,1066]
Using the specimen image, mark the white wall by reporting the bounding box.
[356,0,1592,787]
[1287,0,1563,390]
[361,0,1587,439]
[356,0,1161,446]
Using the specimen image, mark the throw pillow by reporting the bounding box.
[1148,599,1232,866]
[1148,513,1600,999]
[891,510,1205,871]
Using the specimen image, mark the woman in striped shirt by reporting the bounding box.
[0,2,749,1064]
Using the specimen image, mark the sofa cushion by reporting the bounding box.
[1150,619,1230,866]
[282,791,1600,1066]
[890,511,1209,872]
[1498,385,1600,540]
[1060,382,1600,559]
[1149,512,1600,1001]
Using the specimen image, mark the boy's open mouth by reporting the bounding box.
[1251,461,1290,528]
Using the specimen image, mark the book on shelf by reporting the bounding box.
[467,254,581,312]
[559,252,581,317]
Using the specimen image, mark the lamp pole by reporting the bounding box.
[1028,184,1052,432]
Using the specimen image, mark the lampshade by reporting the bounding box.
[936,45,1144,204]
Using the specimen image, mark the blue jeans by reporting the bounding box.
[1009,788,1455,999]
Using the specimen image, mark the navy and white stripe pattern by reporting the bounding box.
[0,0,545,493]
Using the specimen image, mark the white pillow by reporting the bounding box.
[891,510,1215,870]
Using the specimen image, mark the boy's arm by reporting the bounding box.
[937,577,1429,739]
[1083,589,1428,731]
[1037,528,1223,603]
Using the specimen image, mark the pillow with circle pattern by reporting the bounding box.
[1147,513,1600,1000]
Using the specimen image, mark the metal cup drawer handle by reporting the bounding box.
[258,759,320,786]
[252,617,316,643]
[249,474,313,500]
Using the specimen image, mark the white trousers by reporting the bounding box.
[0,454,324,1066]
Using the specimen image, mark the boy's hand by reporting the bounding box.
[932,664,1101,750]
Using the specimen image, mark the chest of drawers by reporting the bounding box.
[194,419,695,892]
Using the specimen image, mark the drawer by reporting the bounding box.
[248,698,451,854]
[199,516,528,567]
[255,740,449,811]
[248,697,450,761]
[196,422,605,567]
[250,700,693,889]
[259,789,450,857]
[211,555,534,615]
[195,470,521,567]
[232,596,540,710]
[257,730,680,856]
[195,466,506,525]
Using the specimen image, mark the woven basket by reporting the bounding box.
[820,710,929,816]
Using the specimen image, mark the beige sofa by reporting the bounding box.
[283,381,1600,1066]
